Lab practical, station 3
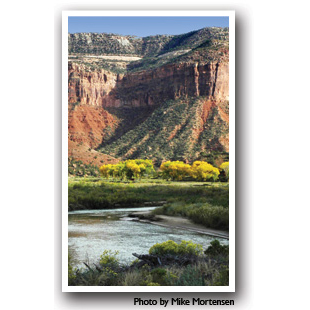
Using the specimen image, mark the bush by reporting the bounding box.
[174,265,205,286]
[99,250,120,268]
[213,266,229,286]
[150,268,168,285]
[98,250,122,285]
[149,240,203,257]
[204,240,229,257]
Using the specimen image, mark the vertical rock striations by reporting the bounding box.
[68,62,120,106]
[68,62,229,108]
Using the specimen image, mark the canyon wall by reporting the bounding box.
[68,62,120,106]
[68,61,229,108]
[111,62,229,107]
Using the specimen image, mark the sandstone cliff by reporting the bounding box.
[68,62,119,106]
[68,61,228,108]
[111,62,229,107]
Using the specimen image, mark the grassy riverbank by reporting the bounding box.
[68,177,229,230]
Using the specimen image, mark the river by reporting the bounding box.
[68,207,229,267]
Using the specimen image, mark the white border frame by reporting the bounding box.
[62,10,235,292]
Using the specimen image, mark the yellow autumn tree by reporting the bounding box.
[190,161,220,182]
[100,159,155,180]
[110,162,125,179]
[99,164,112,179]
[134,159,155,177]
[160,161,191,181]
[219,161,229,181]
[124,160,141,179]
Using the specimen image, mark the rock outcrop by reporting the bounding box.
[68,62,119,106]
[68,61,228,108]
[111,62,229,107]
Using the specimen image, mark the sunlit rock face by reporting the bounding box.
[68,62,228,108]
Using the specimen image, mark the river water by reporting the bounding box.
[68,207,229,267]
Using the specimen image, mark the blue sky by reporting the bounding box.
[68,16,229,37]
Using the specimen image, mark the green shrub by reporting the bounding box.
[149,240,203,256]
[204,240,229,257]
[150,268,168,285]
[149,240,178,256]
[98,266,120,286]
[174,265,205,286]
[213,266,229,286]
[99,250,120,268]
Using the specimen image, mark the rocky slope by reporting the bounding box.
[68,105,119,165]
[98,97,229,165]
[68,27,230,167]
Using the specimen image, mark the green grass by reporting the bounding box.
[153,202,229,230]
[68,177,228,209]
[68,177,229,230]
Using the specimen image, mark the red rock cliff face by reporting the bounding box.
[68,62,120,106]
[68,62,229,108]
[111,62,229,107]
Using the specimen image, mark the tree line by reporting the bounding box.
[99,159,229,182]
